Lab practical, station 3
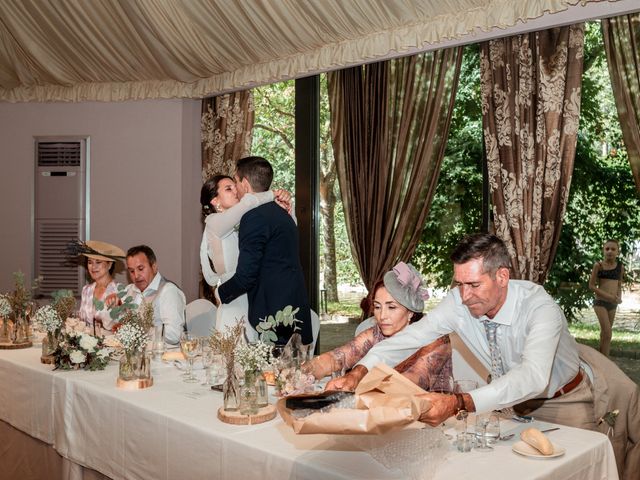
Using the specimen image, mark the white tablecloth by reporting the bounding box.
[0,347,619,480]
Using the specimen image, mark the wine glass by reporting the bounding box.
[180,332,200,383]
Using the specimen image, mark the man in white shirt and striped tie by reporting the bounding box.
[328,233,595,431]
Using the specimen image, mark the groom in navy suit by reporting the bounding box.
[215,156,312,346]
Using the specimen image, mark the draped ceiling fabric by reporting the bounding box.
[480,24,585,284]
[201,91,254,180]
[328,48,462,291]
[602,14,640,192]
[0,0,615,102]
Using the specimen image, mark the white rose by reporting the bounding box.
[65,317,79,328]
[79,334,99,351]
[96,347,111,359]
[69,350,86,364]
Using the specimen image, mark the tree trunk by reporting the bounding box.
[320,175,339,303]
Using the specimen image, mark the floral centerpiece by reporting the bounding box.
[54,318,111,371]
[34,304,63,360]
[210,320,244,411]
[235,341,272,414]
[114,321,149,382]
[256,306,314,396]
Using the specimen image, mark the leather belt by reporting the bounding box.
[552,370,583,398]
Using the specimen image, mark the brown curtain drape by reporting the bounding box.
[480,24,585,284]
[201,91,254,179]
[602,14,640,192]
[328,48,463,290]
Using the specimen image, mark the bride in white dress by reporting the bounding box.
[199,175,291,341]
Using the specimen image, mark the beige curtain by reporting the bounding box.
[328,48,462,290]
[201,91,254,179]
[480,25,584,284]
[602,14,640,192]
[0,0,606,102]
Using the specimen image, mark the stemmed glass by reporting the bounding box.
[180,332,200,383]
[474,413,499,451]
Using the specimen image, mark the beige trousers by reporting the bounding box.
[514,373,598,431]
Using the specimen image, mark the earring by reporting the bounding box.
[214,204,222,213]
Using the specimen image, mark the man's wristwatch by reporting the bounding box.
[454,393,467,419]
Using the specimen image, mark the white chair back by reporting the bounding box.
[185,299,216,337]
[308,309,320,358]
[354,317,375,337]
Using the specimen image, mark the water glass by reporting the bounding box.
[201,343,213,385]
[474,412,500,451]
[210,354,225,385]
[456,432,475,452]
[152,325,165,360]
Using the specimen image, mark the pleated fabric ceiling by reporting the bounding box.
[0,0,622,102]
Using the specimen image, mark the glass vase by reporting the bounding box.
[119,351,139,381]
[13,316,27,344]
[0,318,9,343]
[136,349,152,380]
[256,373,268,407]
[239,371,259,415]
[42,331,58,357]
[223,357,240,411]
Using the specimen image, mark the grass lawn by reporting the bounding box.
[569,322,640,358]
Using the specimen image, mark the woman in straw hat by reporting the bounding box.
[76,240,125,333]
[305,262,452,391]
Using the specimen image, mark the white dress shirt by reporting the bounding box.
[357,280,581,413]
[126,272,186,345]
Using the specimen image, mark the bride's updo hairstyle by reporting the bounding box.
[200,175,233,217]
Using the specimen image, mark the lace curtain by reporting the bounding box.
[602,14,640,192]
[328,48,463,290]
[480,24,585,284]
[201,91,254,180]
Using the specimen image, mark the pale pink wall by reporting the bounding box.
[0,99,201,300]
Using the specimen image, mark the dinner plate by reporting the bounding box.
[512,440,565,458]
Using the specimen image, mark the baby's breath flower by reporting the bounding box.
[34,305,62,333]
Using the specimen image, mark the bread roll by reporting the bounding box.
[520,427,554,455]
[162,351,185,361]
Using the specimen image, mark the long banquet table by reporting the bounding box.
[0,346,619,480]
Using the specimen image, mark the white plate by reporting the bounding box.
[512,440,565,458]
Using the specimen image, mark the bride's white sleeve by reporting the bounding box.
[200,232,220,286]
[205,191,274,238]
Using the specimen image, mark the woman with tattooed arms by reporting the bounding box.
[304,262,452,391]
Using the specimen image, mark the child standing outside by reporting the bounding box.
[588,239,625,356]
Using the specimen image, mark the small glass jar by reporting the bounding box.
[223,357,240,411]
[42,331,58,357]
[119,351,139,381]
[239,371,259,415]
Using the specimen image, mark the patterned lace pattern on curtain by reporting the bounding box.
[201,91,254,180]
[602,14,640,192]
[480,25,584,284]
[328,48,462,290]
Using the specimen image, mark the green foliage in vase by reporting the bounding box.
[7,271,40,319]
[51,289,76,322]
[256,305,301,345]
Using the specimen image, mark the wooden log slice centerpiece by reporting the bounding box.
[116,377,154,390]
[0,340,33,350]
[217,404,277,425]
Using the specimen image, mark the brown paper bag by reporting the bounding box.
[277,363,431,434]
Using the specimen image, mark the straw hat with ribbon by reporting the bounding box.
[66,239,125,263]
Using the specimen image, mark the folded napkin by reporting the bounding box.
[162,351,185,361]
